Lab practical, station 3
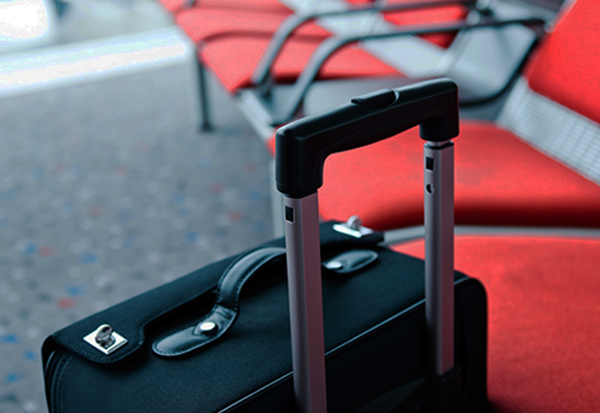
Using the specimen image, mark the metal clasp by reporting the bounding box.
[332,216,374,239]
[83,324,128,355]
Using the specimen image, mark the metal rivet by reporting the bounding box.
[325,260,344,270]
[199,321,218,335]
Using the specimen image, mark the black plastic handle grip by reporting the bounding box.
[275,78,459,198]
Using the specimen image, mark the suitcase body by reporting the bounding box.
[42,79,487,412]
[42,224,486,412]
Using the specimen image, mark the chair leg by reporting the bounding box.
[196,56,212,132]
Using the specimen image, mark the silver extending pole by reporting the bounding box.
[283,193,328,413]
[424,141,455,376]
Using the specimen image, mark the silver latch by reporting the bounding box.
[332,216,374,239]
[83,324,128,355]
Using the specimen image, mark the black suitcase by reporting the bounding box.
[42,79,487,412]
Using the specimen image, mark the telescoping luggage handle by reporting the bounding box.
[276,78,459,413]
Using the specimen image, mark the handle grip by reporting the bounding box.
[275,78,459,198]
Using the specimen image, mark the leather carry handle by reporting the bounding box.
[152,245,379,357]
[153,247,286,357]
[275,78,459,198]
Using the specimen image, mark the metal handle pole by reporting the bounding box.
[283,193,328,413]
[424,141,455,376]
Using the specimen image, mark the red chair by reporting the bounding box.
[158,0,546,131]
[182,0,476,129]
[235,0,547,131]
[392,233,600,412]
[266,0,600,231]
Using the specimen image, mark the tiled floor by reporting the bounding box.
[0,2,274,411]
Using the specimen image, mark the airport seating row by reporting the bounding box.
[159,0,551,131]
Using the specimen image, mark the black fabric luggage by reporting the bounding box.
[42,79,488,413]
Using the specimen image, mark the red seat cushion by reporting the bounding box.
[202,34,401,92]
[392,235,600,412]
[268,121,600,229]
[176,1,471,93]
[176,8,328,43]
[158,0,291,14]
[174,6,400,92]
[525,0,600,124]
[383,0,468,48]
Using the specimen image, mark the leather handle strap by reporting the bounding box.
[152,245,378,357]
[215,247,286,312]
[153,247,286,357]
